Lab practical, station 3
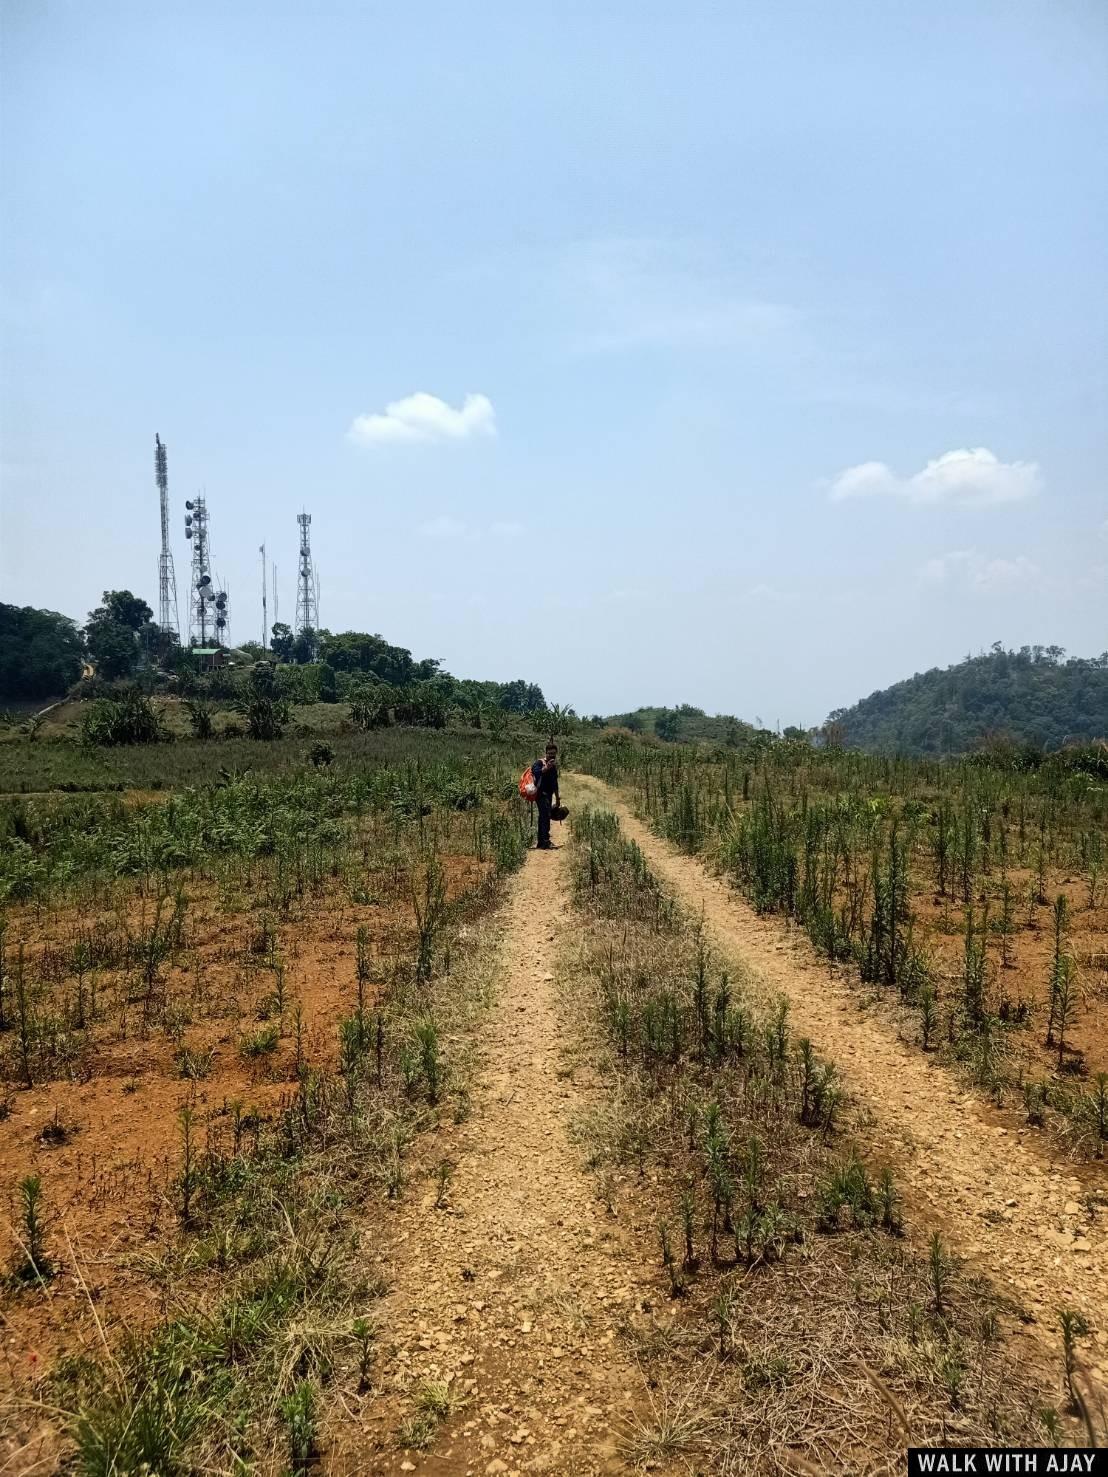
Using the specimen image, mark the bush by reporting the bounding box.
[236,664,289,741]
[80,691,169,747]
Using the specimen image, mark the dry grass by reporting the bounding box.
[560,805,1083,1472]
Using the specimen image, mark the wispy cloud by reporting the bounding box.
[417,515,469,540]
[918,550,1039,591]
[829,447,1040,506]
[348,391,496,447]
[744,582,799,604]
[553,237,805,356]
[417,516,523,542]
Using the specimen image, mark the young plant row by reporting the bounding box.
[0,729,549,905]
[5,792,529,1472]
[565,806,1088,1464]
[0,792,528,1099]
[581,736,1108,1155]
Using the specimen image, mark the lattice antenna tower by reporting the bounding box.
[295,512,319,646]
[155,435,179,639]
[184,494,229,646]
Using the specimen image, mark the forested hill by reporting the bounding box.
[827,647,1108,755]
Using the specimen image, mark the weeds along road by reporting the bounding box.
[573,774,1108,1376]
[363,837,664,1477]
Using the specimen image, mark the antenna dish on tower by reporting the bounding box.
[295,511,319,655]
[185,494,230,646]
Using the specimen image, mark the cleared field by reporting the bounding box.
[1,725,1105,1472]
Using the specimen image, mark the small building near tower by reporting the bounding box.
[191,646,229,673]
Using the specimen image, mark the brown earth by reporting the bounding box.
[573,774,1108,1379]
[6,783,1105,1470]
[911,870,1108,1084]
[341,840,668,1476]
[0,856,484,1389]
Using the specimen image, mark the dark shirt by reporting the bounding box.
[532,759,559,797]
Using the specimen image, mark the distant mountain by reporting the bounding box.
[827,646,1108,755]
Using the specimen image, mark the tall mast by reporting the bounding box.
[295,512,319,653]
[155,435,179,639]
[260,542,267,650]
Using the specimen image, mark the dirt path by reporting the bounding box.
[358,842,656,1476]
[574,775,1108,1374]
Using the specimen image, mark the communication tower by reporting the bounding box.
[155,435,180,639]
[184,495,230,646]
[295,512,319,645]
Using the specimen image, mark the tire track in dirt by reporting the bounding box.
[574,774,1108,1377]
[357,842,660,1477]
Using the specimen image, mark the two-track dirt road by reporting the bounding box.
[346,776,1105,1473]
[360,840,658,1477]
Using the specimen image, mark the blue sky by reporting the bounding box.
[2,0,1105,725]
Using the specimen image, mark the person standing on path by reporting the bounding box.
[532,741,561,850]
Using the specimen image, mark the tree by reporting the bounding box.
[498,679,546,714]
[321,630,424,686]
[90,590,153,632]
[315,663,338,703]
[0,604,84,700]
[270,622,295,662]
[291,627,318,664]
[655,710,681,742]
[139,620,179,666]
[84,618,139,682]
[83,590,155,682]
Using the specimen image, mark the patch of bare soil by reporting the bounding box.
[0,858,486,1387]
[350,843,664,1477]
[574,776,1108,1380]
[911,873,1108,1083]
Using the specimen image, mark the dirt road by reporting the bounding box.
[573,774,1108,1376]
[360,841,657,1476]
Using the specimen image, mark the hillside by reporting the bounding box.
[827,645,1108,754]
[604,704,760,745]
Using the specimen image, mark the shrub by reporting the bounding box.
[236,664,289,741]
[185,699,214,741]
[12,1174,53,1283]
[240,1024,280,1059]
[81,690,169,747]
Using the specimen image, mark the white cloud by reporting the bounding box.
[918,550,1040,592]
[829,447,1041,506]
[348,391,496,447]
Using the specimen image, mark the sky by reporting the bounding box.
[1,0,1105,726]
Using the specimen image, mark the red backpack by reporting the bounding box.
[518,765,538,801]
